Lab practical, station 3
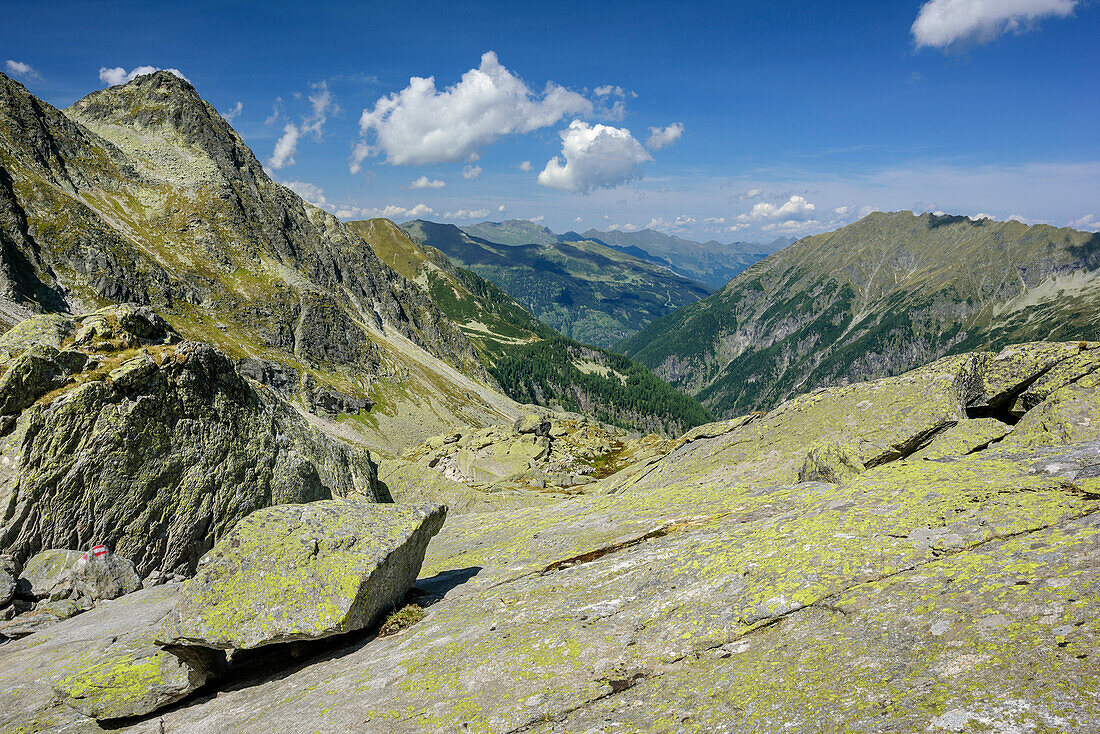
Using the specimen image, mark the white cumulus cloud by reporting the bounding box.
[738,195,817,223]
[518,160,533,172]
[912,0,1078,48]
[98,65,188,86]
[410,176,446,189]
[348,203,436,220]
[1069,213,1099,231]
[646,122,684,150]
[5,60,40,80]
[537,121,652,194]
[463,165,482,180]
[269,123,300,170]
[444,209,491,220]
[356,51,592,166]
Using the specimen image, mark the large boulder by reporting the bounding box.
[0,309,382,577]
[17,549,84,599]
[157,500,447,649]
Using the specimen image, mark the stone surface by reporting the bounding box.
[157,499,447,649]
[69,550,142,602]
[910,417,1013,460]
[514,413,550,436]
[18,549,84,598]
[0,584,222,730]
[797,441,865,483]
[1002,373,1100,449]
[0,309,382,577]
[55,632,221,720]
[0,567,13,607]
[0,598,83,639]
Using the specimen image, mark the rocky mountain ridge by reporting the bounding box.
[619,210,1100,417]
[0,70,522,452]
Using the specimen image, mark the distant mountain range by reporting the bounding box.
[348,219,711,434]
[618,210,1100,417]
[401,220,711,348]
[462,219,793,289]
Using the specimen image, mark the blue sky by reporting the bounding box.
[2,0,1097,241]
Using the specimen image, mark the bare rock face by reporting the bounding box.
[798,442,865,484]
[0,307,382,578]
[157,500,447,650]
[0,584,222,724]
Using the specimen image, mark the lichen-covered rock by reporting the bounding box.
[68,549,142,602]
[0,583,223,729]
[797,442,865,483]
[971,341,1087,410]
[157,500,447,650]
[514,413,550,436]
[17,549,84,598]
[55,633,220,720]
[1012,344,1100,414]
[0,598,83,639]
[1001,373,1100,449]
[0,313,382,577]
[0,344,69,415]
[0,570,13,607]
[910,417,1013,460]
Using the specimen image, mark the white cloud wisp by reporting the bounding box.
[912,0,1078,48]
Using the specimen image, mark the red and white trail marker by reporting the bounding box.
[81,545,109,562]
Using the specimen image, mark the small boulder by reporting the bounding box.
[798,442,865,484]
[1,568,14,607]
[157,499,447,650]
[514,414,550,436]
[69,547,143,601]
[0,598,83,639]
[17,549,85,599]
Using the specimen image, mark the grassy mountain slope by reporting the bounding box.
[348,219,711,435]
[0,70,521,452]
[619,211,1100,417]
[401,220,711,348]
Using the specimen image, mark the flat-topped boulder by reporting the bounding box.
[157,500,447,650]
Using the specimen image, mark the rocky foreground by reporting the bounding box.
[0,339,1098,732]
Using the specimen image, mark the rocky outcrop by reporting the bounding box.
[157,500,446,649]
[0,307,381,577]
[403,409,673,491]
[0,69,517,453]
[1,341,1098,733]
